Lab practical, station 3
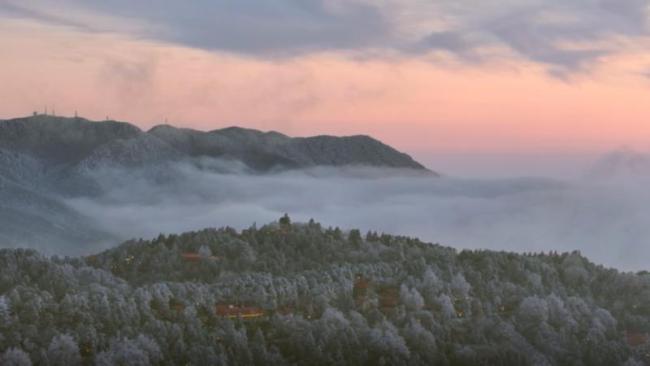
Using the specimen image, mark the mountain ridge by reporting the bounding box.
[0,115,431,173]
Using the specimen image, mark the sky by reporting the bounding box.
[2,0,650,176]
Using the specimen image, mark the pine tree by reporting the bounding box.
[279,213,291,227]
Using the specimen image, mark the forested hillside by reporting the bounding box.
[1,216,649,365]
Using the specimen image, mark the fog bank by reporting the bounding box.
[61,161,650,271]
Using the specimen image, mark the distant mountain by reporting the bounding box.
[149,124,428,171]
[586,148,650,181]
[0,115,430,172]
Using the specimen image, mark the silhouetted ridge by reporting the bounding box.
[0,115,430,172]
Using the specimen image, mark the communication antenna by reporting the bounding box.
[44,105,48,115]
[74,110,78,118]
[52,105,56,116]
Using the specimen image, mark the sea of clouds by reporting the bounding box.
[61,155,650,272]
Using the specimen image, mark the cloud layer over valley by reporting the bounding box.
[2,116,649,272]
[58,160,650,272]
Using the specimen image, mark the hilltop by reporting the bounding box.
[0,218,649,365]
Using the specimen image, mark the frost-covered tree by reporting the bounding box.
[1,348,32,366]
[95,337,153,366]
[197,244,212,257]
[517,296,549,328]
[134,335,162,365]
[0,295,10,325]
[421,267,443,298]
[450,273,471,299]
[47,334,81,366]
[400,285,424,311]
[437,294,457,319]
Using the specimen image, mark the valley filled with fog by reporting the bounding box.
[1,116,648,271]
[57,154,650,272]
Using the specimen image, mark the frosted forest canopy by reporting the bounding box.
[1,217,650,365]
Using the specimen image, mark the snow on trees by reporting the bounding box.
[1,348,32,366]
[0,220,647,364]
[47,334,81,366]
